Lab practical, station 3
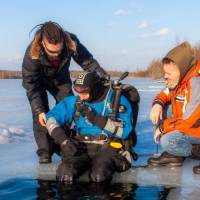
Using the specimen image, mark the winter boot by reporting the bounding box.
[147,151,185,167]
[193,163,200,174]
[191,144,200,160]
[39,153,52,164]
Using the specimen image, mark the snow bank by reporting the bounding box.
[0,124,33,144]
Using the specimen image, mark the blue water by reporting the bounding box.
[0,178,174,200]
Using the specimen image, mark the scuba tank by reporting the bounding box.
[109,72,139,161]
[109,72,129,121]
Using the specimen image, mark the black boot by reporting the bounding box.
[191,144,200,160]
[193,164,200,174]
[39,153,52,164]
[147,151,185,167]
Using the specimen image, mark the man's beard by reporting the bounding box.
[165,80,178,89]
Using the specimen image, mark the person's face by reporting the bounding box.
[41,37,63,59]
[78,92,90,101]
[163,62,180,89]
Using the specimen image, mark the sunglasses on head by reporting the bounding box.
[42,41,63,56]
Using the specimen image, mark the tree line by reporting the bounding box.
[134,42,200,79]
[0,70,136,79]
[1,42,200,79]
[0,70,22,79]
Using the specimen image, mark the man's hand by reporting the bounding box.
[150,104,163,125]
[39,112,46,127]
[154,127,162,143]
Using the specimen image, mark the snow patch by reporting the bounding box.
[0,124,33,144]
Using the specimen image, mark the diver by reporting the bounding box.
[46,71,139,183]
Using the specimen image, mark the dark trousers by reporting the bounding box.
[57,142,131,182]
[33,83,73,157]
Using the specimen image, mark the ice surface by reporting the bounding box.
[1,79,200,199]
[0,124,33,144]
[38,157,200,188]
[0,142,37,182]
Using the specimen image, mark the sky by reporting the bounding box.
[0,0,200,72]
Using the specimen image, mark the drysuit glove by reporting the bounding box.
[81,105,108,129]
[56,162,74,183]
[61,138,78,158]
[51,127,78,157]
[75,100,89,113]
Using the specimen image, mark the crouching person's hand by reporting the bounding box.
[150,104,163,125]
[154,127,162,143]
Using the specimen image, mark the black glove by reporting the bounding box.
[61,139,78,158]
[51,127,68,145]
[75,100,91,115]
[77,103,108,129]
[56,162,74,183]
[51,127,78,158]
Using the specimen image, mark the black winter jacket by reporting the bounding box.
[22,33,106,115]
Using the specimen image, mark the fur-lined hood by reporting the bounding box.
[30,32,77,59]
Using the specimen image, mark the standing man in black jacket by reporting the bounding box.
[22,21,108,163]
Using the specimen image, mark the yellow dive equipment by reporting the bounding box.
[110,141,122,149]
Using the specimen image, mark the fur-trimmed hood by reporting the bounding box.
[30,32,77,59]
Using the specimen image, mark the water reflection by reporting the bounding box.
[36,180,172,200]
[0,178,174,200]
